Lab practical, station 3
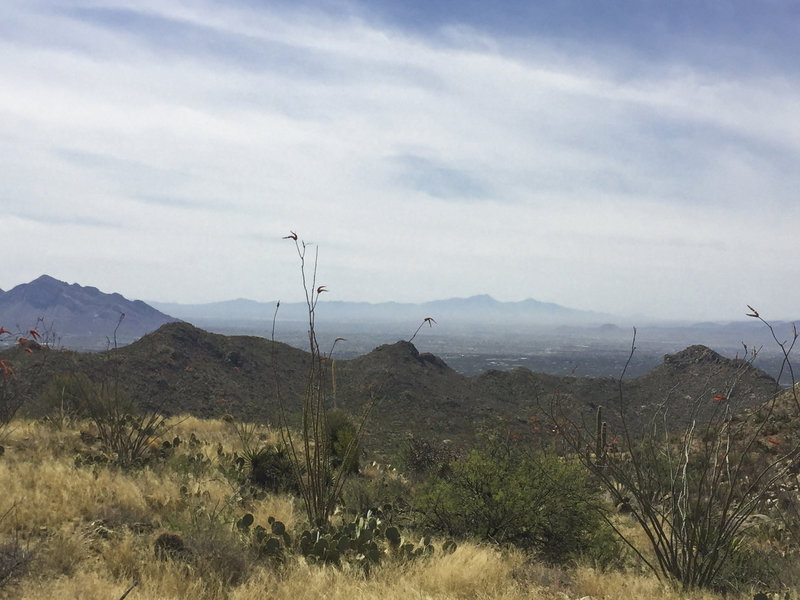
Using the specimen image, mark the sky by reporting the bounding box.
[2,0,799,322]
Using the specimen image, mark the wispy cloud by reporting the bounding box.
[0,0,798,320]
[388,154,491,200]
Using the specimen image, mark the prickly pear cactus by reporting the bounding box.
[239,508,445,570]
[238,513,289,562]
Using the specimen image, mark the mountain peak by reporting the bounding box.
[357,340,453,375]
[0,275,178,349]
[30,274,62,285]
[428,294,498,306]
[467,294,496,302]
[663,345,726,367]
[12,274,68,309]
[371,340,420,359]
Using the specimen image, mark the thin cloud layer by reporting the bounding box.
[1,0,798,321]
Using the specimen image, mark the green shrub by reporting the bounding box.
[340,470,412,518]
[416,437,616,564]
[327,408,360,474]
[248,445,299,493]
[398,435,460,481]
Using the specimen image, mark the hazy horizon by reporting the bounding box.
[3,273,789,326]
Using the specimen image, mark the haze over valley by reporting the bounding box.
[2,275,792,384]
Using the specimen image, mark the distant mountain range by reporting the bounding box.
[1,275,613,351]
[149,293,615,328]
[0,275,177,350]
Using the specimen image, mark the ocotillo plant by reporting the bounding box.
[273,232,374,527]
[552,321,800,591]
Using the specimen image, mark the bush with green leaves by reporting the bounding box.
[247,445,299,493]
[340,468,413,519]
[225,418,299,493]
[327,408,361,474]
[398,435,460,482]
[416,437,617,564]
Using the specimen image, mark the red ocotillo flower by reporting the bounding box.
[0,360,13,381]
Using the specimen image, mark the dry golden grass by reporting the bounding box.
[230,545,526,600]
[168,415,280,449]
[10,548,775,600]
[0,417,788,600]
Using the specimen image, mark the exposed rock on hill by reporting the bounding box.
[623,344,775,428]
[662,345,733,368]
